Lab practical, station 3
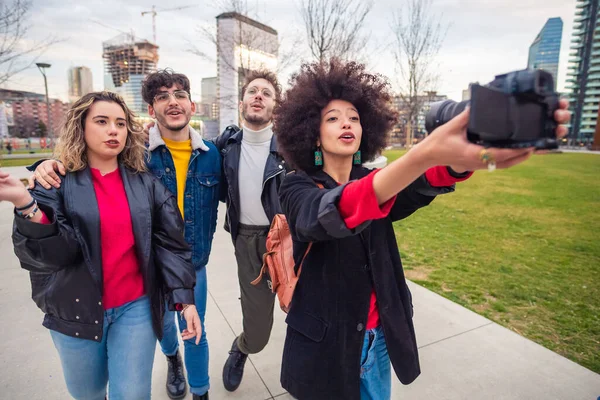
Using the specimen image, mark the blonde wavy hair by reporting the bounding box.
[53,91,147,172]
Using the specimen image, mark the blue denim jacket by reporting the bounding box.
[146,125,221,268]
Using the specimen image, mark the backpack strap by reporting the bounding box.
[294,242,312,276]
[253,181,325,283]
[251,251,274,285]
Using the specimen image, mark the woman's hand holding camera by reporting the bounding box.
[423,99,571,173]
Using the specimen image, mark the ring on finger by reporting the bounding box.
[479,149,496,172]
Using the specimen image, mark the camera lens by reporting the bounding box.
[425,100,469,133]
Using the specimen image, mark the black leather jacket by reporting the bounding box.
[213,125,287,241]
[12,165,196,342]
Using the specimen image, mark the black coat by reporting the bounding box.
[279,167,456,400]
[212,125,286,240]
[12,165,196,343]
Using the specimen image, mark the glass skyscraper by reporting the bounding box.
[566,0,599,143]
[528,17,563,89]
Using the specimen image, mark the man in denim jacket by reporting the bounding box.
[143,70,220,400]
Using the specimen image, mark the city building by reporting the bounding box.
[200,77,218,120]
[103,33,159,114]
[68,66,93,102]
[0,89,68,138]
[0,101,13,138]
[390,91,448,146]
[566,0,599,145]
[527,17,563,88]
[216,12,278,131]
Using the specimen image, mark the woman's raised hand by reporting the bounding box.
[0,170,32,207]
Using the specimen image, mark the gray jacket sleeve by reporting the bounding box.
[279,171,369,243]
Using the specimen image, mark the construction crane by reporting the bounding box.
[141,5,197,44]
[90,19,136,43]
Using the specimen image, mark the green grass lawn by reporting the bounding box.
[0,157,44,167]
[383,149,600,373]
[0,149,52,155]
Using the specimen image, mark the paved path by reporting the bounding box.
[0,200,598,399]
[1,166,31,180]
[0,153,50,160]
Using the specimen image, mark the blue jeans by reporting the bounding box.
[50,296,156,400]
[161,266,209,396]
[360,325,392,400]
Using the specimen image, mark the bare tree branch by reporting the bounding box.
[186,0,301,115]
[390,0,447,147]
[188,0,299,75]
[0,0,61,86]
[299,0,372,63]
[272,28,304,76]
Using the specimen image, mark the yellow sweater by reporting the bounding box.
[162,137,192,217]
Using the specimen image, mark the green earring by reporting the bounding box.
[353,150,362,165]
[314,148,323,166]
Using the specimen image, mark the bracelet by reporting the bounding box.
[180,304,192,318]
[18,205,39,220]
[16,199,37,217]
[15,198,35,211]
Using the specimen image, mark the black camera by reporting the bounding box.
[425,69,560,150]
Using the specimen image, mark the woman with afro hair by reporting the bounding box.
[273,58,570,400]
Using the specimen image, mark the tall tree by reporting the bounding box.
[0,0,59,85]
[299,0,372,62]
[391,0,446,147]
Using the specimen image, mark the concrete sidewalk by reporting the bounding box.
[0,200,598,399]
[1,166,32,180]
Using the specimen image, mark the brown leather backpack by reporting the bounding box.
[251,183,323,313]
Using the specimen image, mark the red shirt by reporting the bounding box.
[338,166,472,329]
[91,168,145,310]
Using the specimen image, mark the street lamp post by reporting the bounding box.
[35,62,52,141]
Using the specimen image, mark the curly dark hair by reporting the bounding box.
[241,69,282,103]
[274,59,397,172]
[142,68,191,105]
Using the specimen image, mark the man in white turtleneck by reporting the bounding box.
[237,121,274,227]
[214,70,287,393]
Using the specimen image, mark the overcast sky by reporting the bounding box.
[4,0,576,102]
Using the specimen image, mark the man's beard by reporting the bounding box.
[156,112,190,131]
[242,104,272,126]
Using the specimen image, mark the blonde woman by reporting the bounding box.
[0,91,201,400]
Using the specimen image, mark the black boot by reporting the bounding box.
[222,337,248,392]
[193,392,209,400]
[166,351,187,399]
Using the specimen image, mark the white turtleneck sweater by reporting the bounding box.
[238,123,274,226]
